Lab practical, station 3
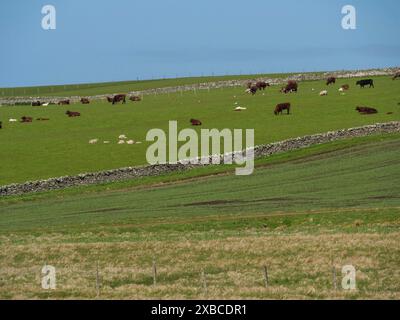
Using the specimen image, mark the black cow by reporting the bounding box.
[112,94,126,105]
[326,77,336,85]
[356,79,374,88]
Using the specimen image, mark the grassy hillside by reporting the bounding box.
[0,72,300,98]
[0,135,399,299]
[0,75,399,185]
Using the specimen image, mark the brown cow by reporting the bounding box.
[190,119,202,126]
[356,106,378,115]
[129,95,142,102]
[20,116,33,123]
[256,81,270,90]
[81,98,90,104]
[281,81,298,93]
[341,84,350,90]
[326,77,336,85]
[112,94,126,105]
[58,100,70,105]
[106,96,113,103]
[66,110,81,117]
[274,103,291,115]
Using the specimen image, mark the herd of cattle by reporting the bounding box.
[0,94,143,128]
[0,72,399,130]
[30,94,142,107]
[242,73,398,117]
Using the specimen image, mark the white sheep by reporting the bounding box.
[118,134,127,140]
[127,140,135,145]
[103,141,110,144]
[9,119,17,122]
[234,107,247,111]
[118,140,125,144]
[89,139,98,144]
[319,90,328,96]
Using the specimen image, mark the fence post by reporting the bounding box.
[332,265,337,291]
[152,258,157,286]
[263,265,269,288]
[201,269,207,296]
[96,261,100,297]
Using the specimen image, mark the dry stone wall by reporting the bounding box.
[1,121,399,196]
[1,68,398,106]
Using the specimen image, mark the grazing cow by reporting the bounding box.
[58,99,70,105]
[31,101,41,106]
[356,79,374,88]
[274,103,291,115]
[190,119,202,126]
[245,85,258,95]
[393,72,400,80]
[36,118,50,121]
[81,98,90,104]
[356,106,378,114]
[112,94,126,105]
[281,81,298,94]
[20,116,33,123]
[129,95,142,102]
[106,96,113,103]
[65,110,81,117]
[326,77,336,85]
[256,81,270,90]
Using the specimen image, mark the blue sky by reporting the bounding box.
[0,0,399,87]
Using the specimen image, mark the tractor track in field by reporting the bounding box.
[96,206,400,230]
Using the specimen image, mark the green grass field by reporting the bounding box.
[0,134,399,299]
[0,73,399,299]
[0,75,399,185]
